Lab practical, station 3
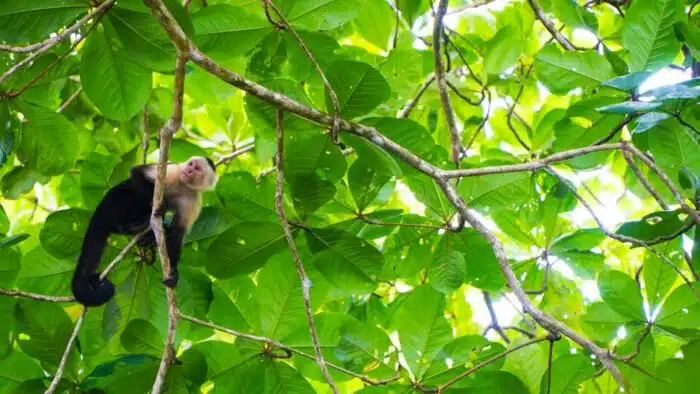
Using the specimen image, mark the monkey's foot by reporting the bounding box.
[162,271,179,288]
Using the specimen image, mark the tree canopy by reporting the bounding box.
[0,0,699,393]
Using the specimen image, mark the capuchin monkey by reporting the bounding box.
[72,156,218,307]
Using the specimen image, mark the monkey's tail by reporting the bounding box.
[72,223,115,307]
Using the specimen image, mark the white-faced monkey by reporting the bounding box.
[72,156,218,307]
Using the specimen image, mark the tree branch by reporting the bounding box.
[622,149,669,210]
[274,109,339,393]
[57,88,83,113]
[433,0,462,166]
[44,307,87,394]
[526,0,576,51]
[148,53,188,394]
[397,73,436,119]
[482,291,510,343]
[177,312,400,385]
[442,143,622,178]
[0,289,74,302]
[0,0,115,86]
[623,143,700,224]
[214,144,254,167]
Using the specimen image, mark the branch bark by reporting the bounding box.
[433,0,462,166]
[274,109,339,393]
[214,144,254,166]
[526,0,576,51]
[397,73,436,119]
[148,53,188,394]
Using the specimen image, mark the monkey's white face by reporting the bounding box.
[180,156,217,190]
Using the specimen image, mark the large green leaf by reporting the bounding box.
[307,228,382,295]
[392,285,452,379]
[643,243,679,312]
[120,319,163,358]
[16,247,74,296]
[80,152,120,210]
[325,60,391,119]
[15,103,78,176]
[0,0,87,44]
[348,158,394,212]
[285,0,366,30]
[535,44,615,94]
[39,209,91,260]
[192,4,272,58]
[656,282,700,330]
[206,221,289,279]
[428,235,467,293]
[648,119,700,194]
[284,134,347,182]
[597,270,645,321]
[80,29,152,121]
[216,172,278,223]
[540,354,595,394]
[615,210,690,242]
[483,26,524,75]
[353,0,394,51]
[622,0,683,72]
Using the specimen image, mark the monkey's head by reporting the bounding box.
[180,156,218,191]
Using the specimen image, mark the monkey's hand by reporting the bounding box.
[163,270,179,288]
[153,203,167,218]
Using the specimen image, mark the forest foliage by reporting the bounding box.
[1,0,700,393]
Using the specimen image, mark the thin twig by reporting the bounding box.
[545,338,554,394]
[434,336,549,392]
[464,89,492,151]
[482,292,510,343]
[214,144,254,166]
[527,0,576,51]
[142,106,150,164]
[546,167,697,292]
[613,324,651,362]
[622,149,669,210]
[592,116,635,146]
[57,88,83,113]
[397,73,436,119]
[392,0,400,49]
[505,64,533,151]
[274,109,339,393]
[623,143,700,224]
[525,252,553,295]
[0,289,74,302]
[263,0,341,145]
[0,0,115,86]
[148,53,188,394]
[433,0,462,166]
[44,307,87,394]
[442,143,623,178]
[260,0,285,29]
[99,230,150,281]
[177,312,400,385]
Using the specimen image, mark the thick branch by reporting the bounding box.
[433,0,462,166]
[0,0,115,85]
[526,0,576,51]
[178,312,400,385]
[274,109,339,393]
[148,54,187,394]
[44,307,86,394]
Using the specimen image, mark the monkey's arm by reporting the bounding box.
[162,212,186,287]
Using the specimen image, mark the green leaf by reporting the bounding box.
[555,250,604,280]
[580,302,631,342]
[0,0,87,44]
[0,101,16,168]
[643,244,679,312]
[39,209,91,260]
[0,349,45,393]
[0,248,20,288]
[341,133,403,177]
[428,236,467,293]
[80,152,120,210]
[622,0,683,72]
[15,300,78,375]
[255,253,307,340]
[602,71,653,91]
[120,319,164,358]
[15,103,78,176]
[286,0,366,30]
[616,210,690,242]
[550,228,605,253]
[676,21,700,60]
[597,101,662,114]
[632,112,671,134]
[656,282,700,329]
[206,221,288,279]
[422,336,505,385]
[335,321,393,375]
[80,28,152,120]
[289,173,337,217]
[348,158,394,212]
[648,119,700,193]
[458,171,531,212]
[16,247,74,296]
[404,176,454,221]
[308,228,382,295]
[1,166,47,199]
[192,4,272,59]
[326,60,391,119]
[392,285,452,379]
[539,354,595,394]
[216,172,278,223]
[185,206,237,243]
[597,270,645,321]
[353,0,394,51]
[285,134,347,182]
[0,234,30,249]
[548,0,597,30]
[535,44,615,94]
[483,26,524,75]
